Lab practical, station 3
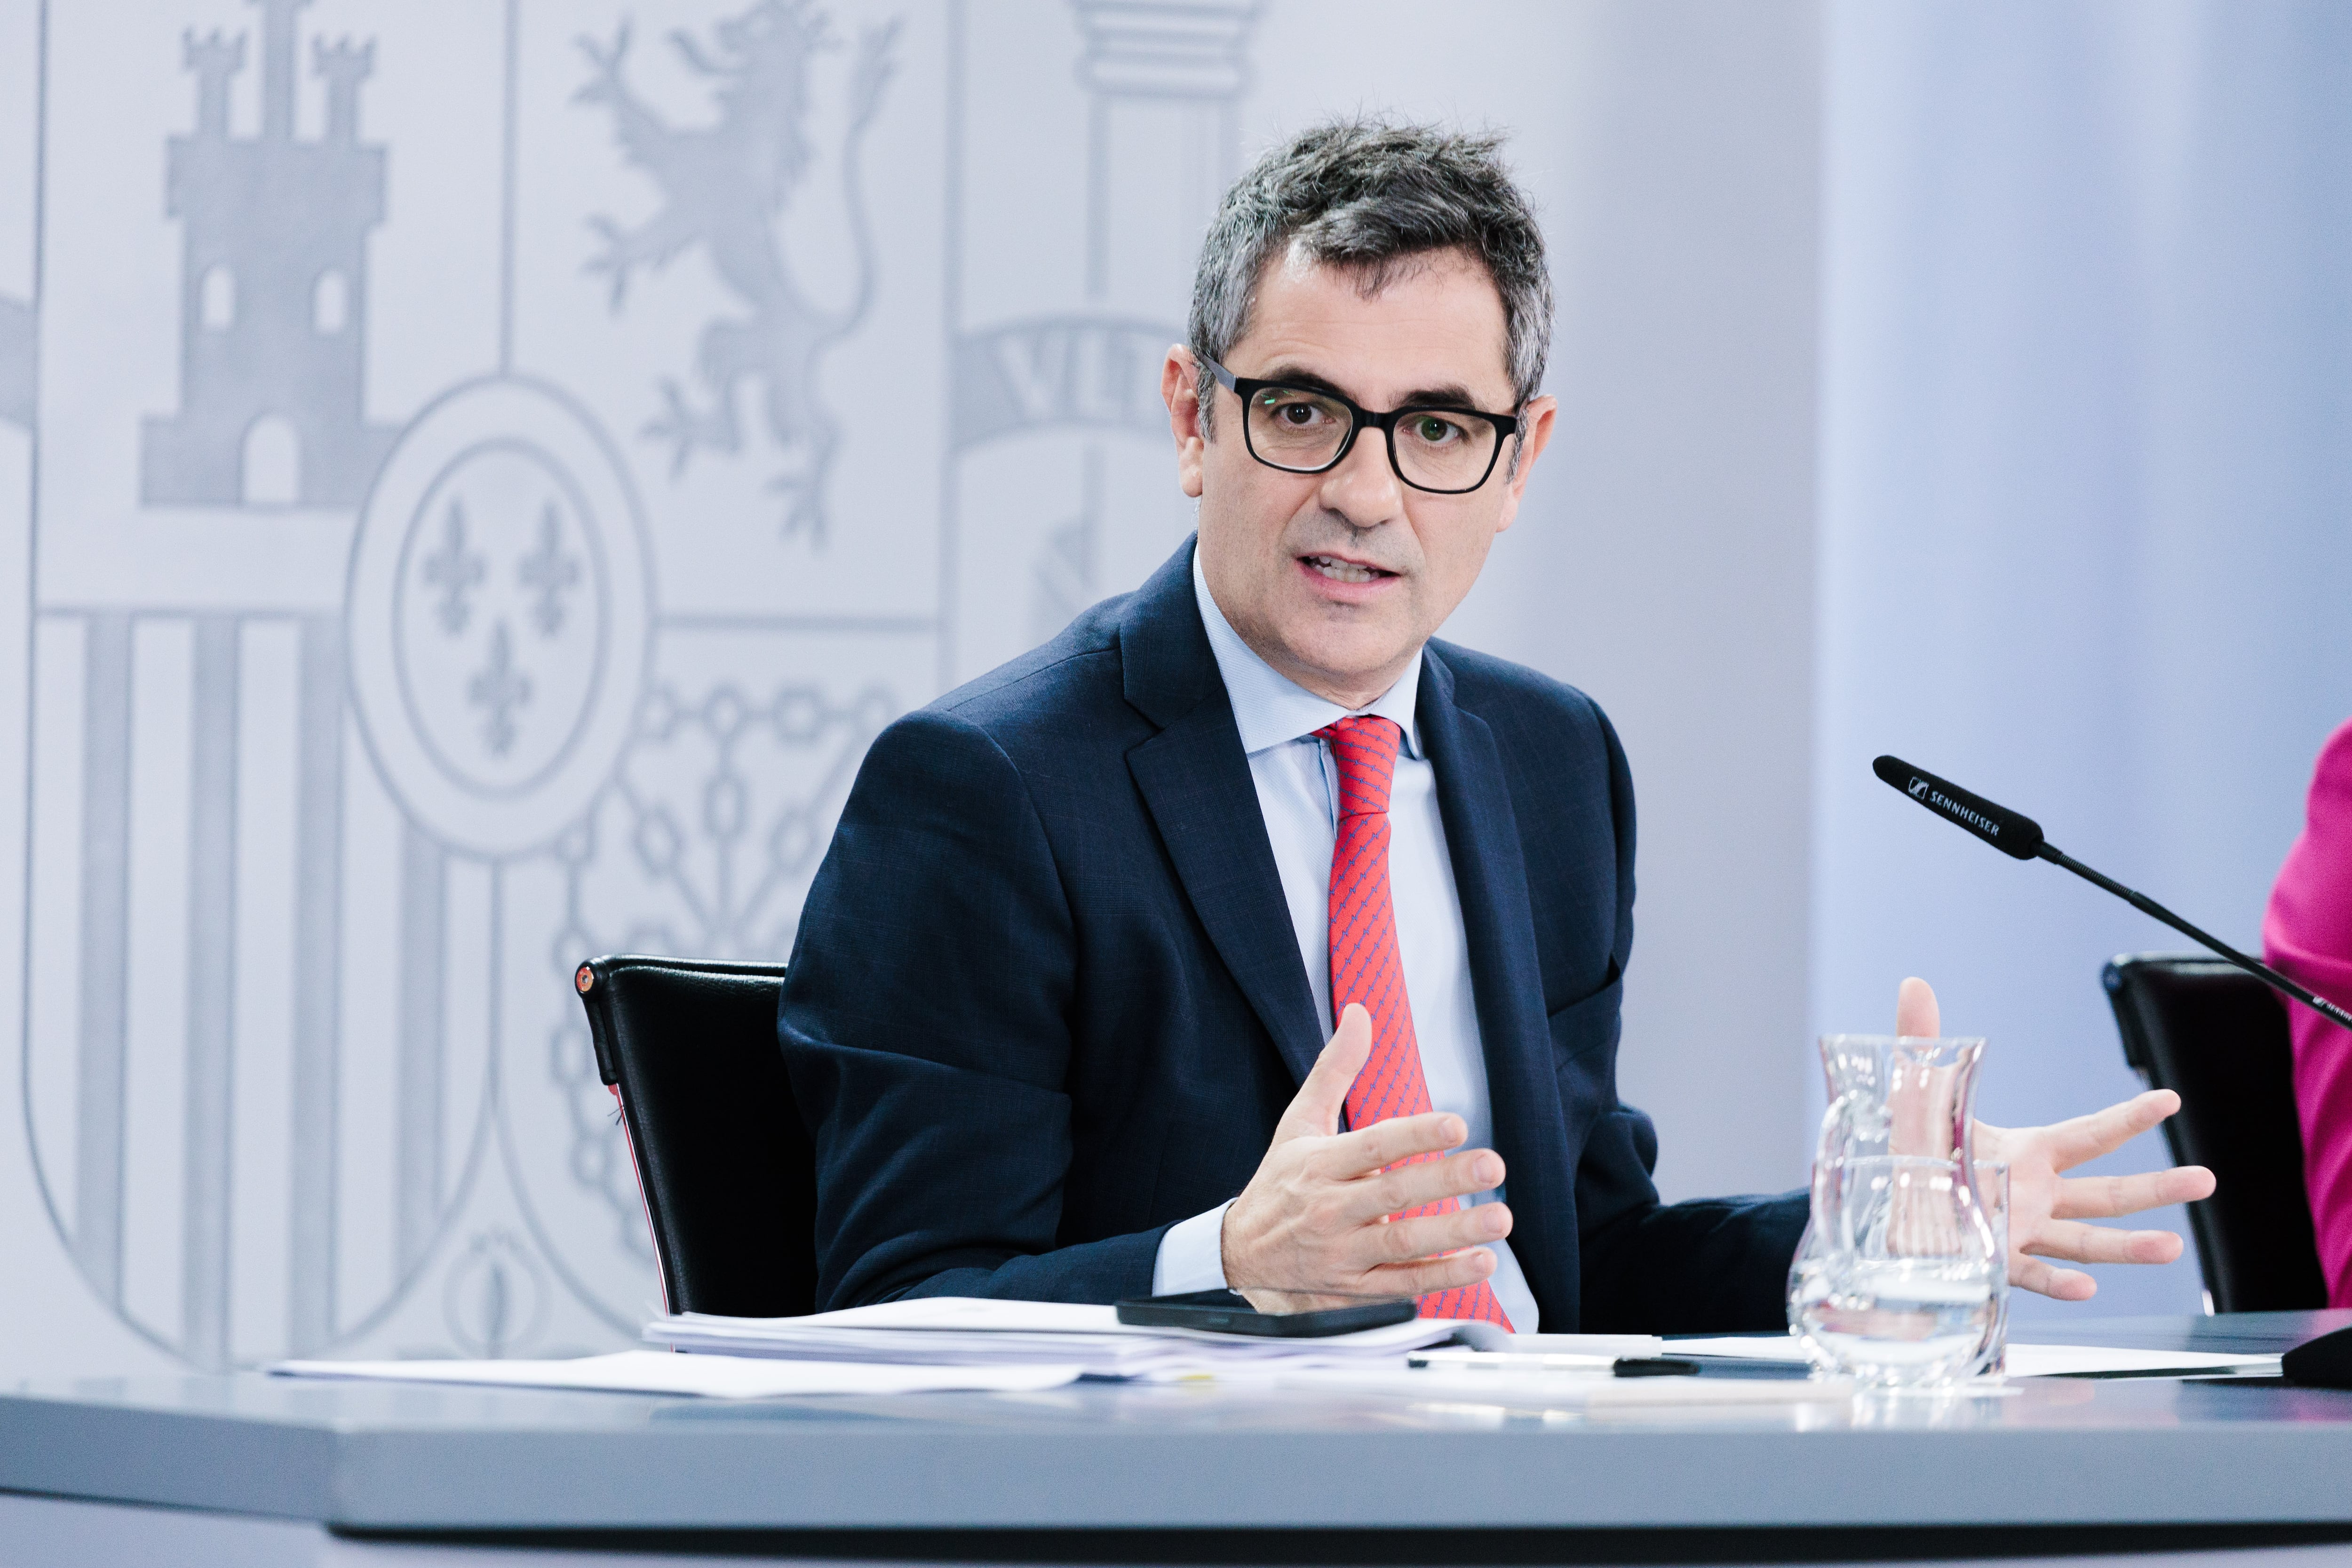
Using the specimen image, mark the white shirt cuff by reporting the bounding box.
[1151,1201,1235,1296]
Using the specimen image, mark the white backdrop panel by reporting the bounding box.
[0,0,1822,1372]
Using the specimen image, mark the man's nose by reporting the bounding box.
[1316,424,1406,527]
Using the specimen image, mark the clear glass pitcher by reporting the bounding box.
[1788,1035,2006,1386]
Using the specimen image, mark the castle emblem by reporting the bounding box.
[141,0,399,508]
[575,0,898,541]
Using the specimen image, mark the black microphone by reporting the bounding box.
[1872,756,2045,860]
[1873,754,2352,1033]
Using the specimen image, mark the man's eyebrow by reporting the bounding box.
[1394,382,1487,410]
[1254,364,1498,411]
[1252,364,1359,402]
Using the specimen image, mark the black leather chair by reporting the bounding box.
[2102,952,2327,1312]
[573,955,816,1318]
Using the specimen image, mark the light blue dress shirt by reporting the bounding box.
[1148,550,1539,1332]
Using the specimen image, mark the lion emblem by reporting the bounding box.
[576,1,897,541]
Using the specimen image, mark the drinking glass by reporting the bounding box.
[1792,1154,2004,1386]
[1789,1033,2005,1388]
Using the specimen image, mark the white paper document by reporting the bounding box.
[1664,1336,1835,1363]
[1664,1335,2282,1378]
[270,1349,1085,1399]
[1999,1344,2282,1378]
[642,1297,1511,1379]
[764,1298,1144,1334]
[1502,1333,1669,1358]
[1416,1349,1642,1373]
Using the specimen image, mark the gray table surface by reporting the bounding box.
[2,1311,2350,1545]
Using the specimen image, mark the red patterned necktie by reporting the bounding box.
[1316,715,1511,1329]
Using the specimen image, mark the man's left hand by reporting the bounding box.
[1897,977,2218,1301]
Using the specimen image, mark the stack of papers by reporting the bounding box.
[643,1296,1513,1380]
[266,1299,1531,1401]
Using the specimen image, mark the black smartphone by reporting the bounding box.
[1115,1289,1418,1337]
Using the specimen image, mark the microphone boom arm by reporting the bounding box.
[2033,842,2352,1032]
[1873,754,2352,1033]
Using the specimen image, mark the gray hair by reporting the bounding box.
[1188,118,1553,432]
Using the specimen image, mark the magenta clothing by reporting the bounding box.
[2264,718,2352,1309]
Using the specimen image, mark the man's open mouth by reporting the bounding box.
[1302,555,1394,584]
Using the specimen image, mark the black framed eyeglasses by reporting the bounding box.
[1206,358,1521,495]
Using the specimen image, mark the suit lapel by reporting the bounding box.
[1122,542,1327,1088]
[1417,651,1576,1311]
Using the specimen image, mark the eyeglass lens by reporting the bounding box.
[1243,386,1500,493]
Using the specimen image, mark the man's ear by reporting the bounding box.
[1490,393,1557,534]
[1162,346,1206,500]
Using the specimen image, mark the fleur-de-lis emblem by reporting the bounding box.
[517,502,581,637]
[423,499,486,636]
[467,621,531,757]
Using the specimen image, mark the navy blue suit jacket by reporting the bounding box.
[778,540,1804,1332]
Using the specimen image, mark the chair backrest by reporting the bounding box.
[2102,952,2326,1313]
[573,954,816,1318]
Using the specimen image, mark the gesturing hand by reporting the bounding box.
[1220,1003,1511,1313]
[1896,978,2217,1301]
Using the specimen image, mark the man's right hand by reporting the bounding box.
[1219,1003,1510,1313]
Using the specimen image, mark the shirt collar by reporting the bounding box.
[1192,542,1424,760]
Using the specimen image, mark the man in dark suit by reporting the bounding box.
[779,120,2212,1330]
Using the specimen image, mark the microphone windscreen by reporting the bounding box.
[1873,756,2046,861]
